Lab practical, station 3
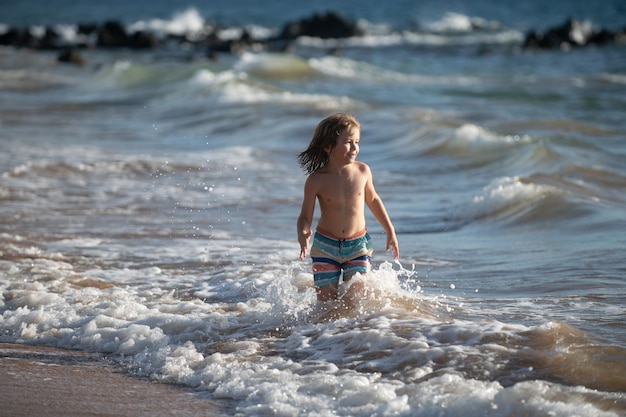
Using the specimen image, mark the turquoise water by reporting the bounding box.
[1,1,625,415]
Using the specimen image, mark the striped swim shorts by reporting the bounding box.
[311,227,373,288]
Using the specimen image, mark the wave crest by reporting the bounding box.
[468,176,585,225]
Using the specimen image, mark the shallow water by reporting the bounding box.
[1,1,626,415]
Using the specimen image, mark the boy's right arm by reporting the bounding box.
[297,177,316,260]
[297,216,312,261]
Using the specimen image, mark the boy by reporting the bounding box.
[297,113,399,302]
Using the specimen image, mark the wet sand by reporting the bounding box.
[0,343,227,417]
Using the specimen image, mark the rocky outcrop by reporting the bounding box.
[523,18,626,50]
[0,20,159,50]
[278,11,363,40]
[0,12,361,51]
[92,21,159,49]
[0,11,363,54]
[0,13,624,65]
[0,27,56,49]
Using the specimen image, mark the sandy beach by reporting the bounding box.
[0,343,226,417]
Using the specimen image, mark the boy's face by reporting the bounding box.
[327,127,360,165]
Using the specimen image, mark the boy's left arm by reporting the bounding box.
[364,166,399,259]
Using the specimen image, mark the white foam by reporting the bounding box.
[600,73,626,85]
[129,8,205,37]
[310,56,405,80]
[470,176,558,221]
[1,249,622,416]
[190,68,240,87]
[187,62,354,108]
[296,23,523,48]
[234,52,314,78]
[309,56,480,87]
[473,176,552,204]
[455,124,531,146]
[423,12,502,33]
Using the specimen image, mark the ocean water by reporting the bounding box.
[1,1,626,416]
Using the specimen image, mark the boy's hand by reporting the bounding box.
[386,234,399,260]
[298,230,312,260]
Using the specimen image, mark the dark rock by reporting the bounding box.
[523,18,620,50]
[58,48,85,65]
[278,11,363,40]
[92,21,158,49]
[206,29,262,54]
[129,31,159,49]
[40,27,61,49]
[96,21,129,48]
[0,27,39,48]
[587,28,616,45]
[77,23,98,36]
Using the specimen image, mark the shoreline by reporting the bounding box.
[0,343,227,417]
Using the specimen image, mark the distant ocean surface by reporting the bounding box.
[1,1,625,416]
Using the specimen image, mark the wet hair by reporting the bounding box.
[297,113,360,175]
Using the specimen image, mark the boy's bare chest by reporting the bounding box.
[318,173,365,202]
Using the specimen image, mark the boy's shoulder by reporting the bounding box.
[306,169,326,186]
[354,161,370,173]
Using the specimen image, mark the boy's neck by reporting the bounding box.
[325,160,354,174]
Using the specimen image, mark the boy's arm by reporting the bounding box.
[297,176,316,260]
[364,166,399,259]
